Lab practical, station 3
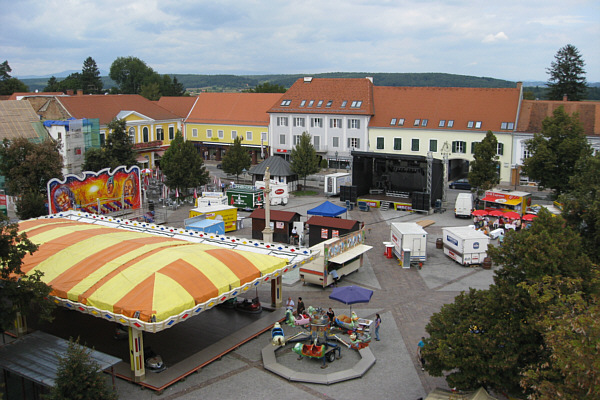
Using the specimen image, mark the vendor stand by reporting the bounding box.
[306,216,361,247]
[481,189,531,216]
[248,208,301,243]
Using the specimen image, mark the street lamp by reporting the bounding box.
[335,151,338,171]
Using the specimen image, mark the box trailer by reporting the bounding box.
[184,215,225,235]
[390,222,428,268]
[226,185,263,211]
[299,229,372,288]
[442,226,490,266]
[189,204,238,232]
[254,180,289,206]
[324,173,352,196]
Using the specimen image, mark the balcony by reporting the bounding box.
[133,140,163,150]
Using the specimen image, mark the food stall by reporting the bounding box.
[305,216,362,247]
[481,189,532,216]
[300,229,372,287]
[247,208,301,243]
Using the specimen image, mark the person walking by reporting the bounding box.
[374,313,381,341]
[417,337,426,370]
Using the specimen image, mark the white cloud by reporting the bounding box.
[483,32,509,43]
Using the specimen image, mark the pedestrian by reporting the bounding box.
[374,313,381,341]
[297,297,305,316]
[285,297,294,313]
[417,337,426,370]
[327,307,335,325]
[291,226,298,245]
[330,269,339,287]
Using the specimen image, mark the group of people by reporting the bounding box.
[473,215,522,235]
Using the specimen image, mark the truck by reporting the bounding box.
[442,226,490,266]
[324,173,352,196]
[226,185,263,211]
[299,229,372,288]
[254,180,289,206]
[454,193,473,218]
[390,222,427,268]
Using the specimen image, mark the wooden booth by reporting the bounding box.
[248,208,301,243]
[306,216,361,247]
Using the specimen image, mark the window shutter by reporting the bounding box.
[452,141,457,153]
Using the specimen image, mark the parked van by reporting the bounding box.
[454,193,473,218]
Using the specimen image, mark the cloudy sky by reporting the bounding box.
[2,0,599,82]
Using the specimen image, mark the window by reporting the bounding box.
[422,119,428,127]
[341,100,347,107]
[326,100,333,108]
[393,138,402,150]
[168,126,174,140]
[277,116,288,126]
[398,118,405,126]
[348,119,360,129]
[522,148,531,159]
[350,100,362,108]
[280,99,291,106]
[218,130,224,139]
[156,128,164,141]
[293,135,301,145]
[293,117,305,127]
[452,141,466,153]
[100,131,106,147]
[143,127,149,142]
[311,117,323,128]
[231,130,237,140]
[497,143,504,155]
[300,100,306,107]
[206,129,212,138]
[348,137,360,148]
[429,139,437,152]
[411,138,420,151]
[261,132,267,142]
[390,118,397,125]
[330,118,342,128]
[414,119,420,126]
[439,120,446,127]
[471,142,479,154]
[501,122,515,130]
[313,136,320,150]
[308,100,314,107]
[333,137,339,148]
[447,120,454,128]
[192,128,198,138]
[467,121,474,128]
[128,127,135,142]
[279,134,286,145]
[376,137,384,150]
[246,131,253,140]
[317,100,323,107]
[475,121,482,129]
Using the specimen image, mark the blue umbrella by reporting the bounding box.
[329,285,373,313]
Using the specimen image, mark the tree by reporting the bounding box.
[47,338,118,400]
[169,76,186,96]
[468,130,499,192]
[159,131,209,197]
[221,136,251,183]
[44,76,61,92]
[140,82,161,101]
[102,119,138,169]
[56,72,83,93]
[521,106,592,197]
[0,60,28,95]
[547,44,587,101]
[0,213,54,335]
[290,132,320,189]
[81,56,103,94]
[0,138,63,218]
[82,147,108,172]
[243,82,287,93]
[560,153,600,264]
[109,56,154,94]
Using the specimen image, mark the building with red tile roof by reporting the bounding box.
[268,77,374,166]
[156,96,198,119]
[185,92,283,163]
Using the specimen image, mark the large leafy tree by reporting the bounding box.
[81,56,103,94]
[547,44,588,101]
[47,338,117,400]
[0,138,63,218]
[290,132,320,189]
[221,136,251,183]
[160,131,209,196]
[0,213,54,335]
[0,60,28,95]
[468,130,499,192]
[243,82,287,93]
[109,56,155,94]
[521,106,592,197]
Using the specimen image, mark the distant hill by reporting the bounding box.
[19,73,600,100]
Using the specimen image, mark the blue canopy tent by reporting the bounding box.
[307,201,347,217]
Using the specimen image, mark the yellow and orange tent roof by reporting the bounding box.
[17,212,313,332]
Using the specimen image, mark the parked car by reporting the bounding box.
[449,178,471,190]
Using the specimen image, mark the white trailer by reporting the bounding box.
[324,173,352,196]
[390,222,428,268]
[255,180,289,205]
[196,192,228,207]
[442,226,490,266]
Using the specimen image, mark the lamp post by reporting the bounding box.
[335,151,338,171]
[241,168,247,184]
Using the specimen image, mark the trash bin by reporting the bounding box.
[383,242,394,259]
[436,238,443,249]
[482,257,492,269]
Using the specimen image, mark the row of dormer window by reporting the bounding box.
[276,116,361,129]
[390,118,515,131]
[280,99,362,109]
[375,137,505,155]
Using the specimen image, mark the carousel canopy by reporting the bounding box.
[17,211,312,332]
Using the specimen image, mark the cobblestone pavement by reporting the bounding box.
[107,185,502,400]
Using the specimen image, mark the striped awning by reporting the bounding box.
[18,212,312,332]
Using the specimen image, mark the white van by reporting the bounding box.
[454,193,473,218]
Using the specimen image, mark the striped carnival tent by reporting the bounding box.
[17,211,314,333]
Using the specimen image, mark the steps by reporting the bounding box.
[380,201,390,211]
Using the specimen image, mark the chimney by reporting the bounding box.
[516,81,522,90]
[563,94,568,102]
[66,89,74,96]
[77,89,83,96]
[303,77,313,83]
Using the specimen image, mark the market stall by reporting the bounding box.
[481,189,531,216]
[306,216,361,247]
